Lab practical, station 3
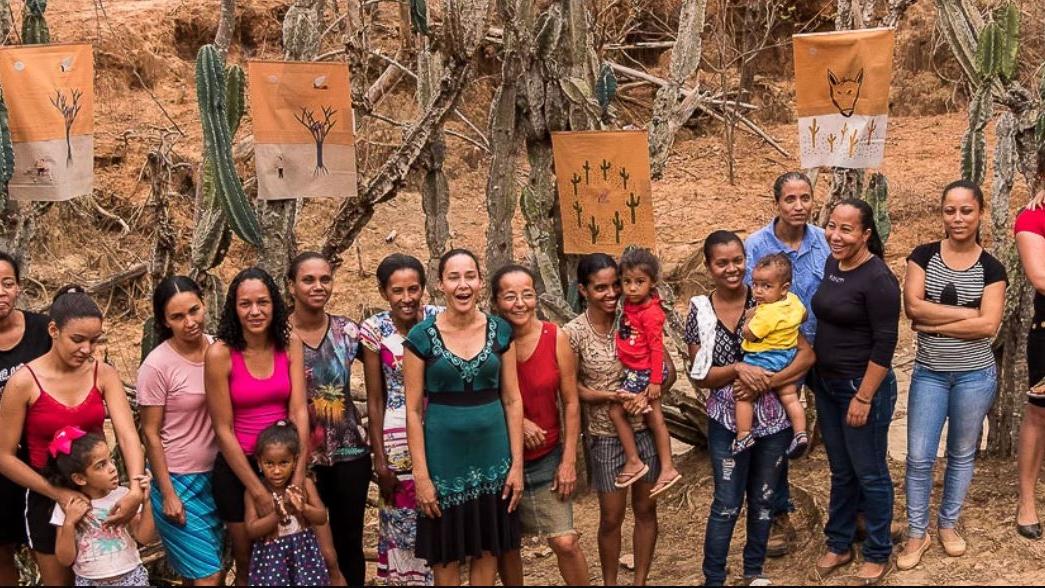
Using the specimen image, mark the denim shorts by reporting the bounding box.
[518,446,576,538]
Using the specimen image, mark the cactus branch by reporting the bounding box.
[848,131,860,158]
[827,133,837,153]
[600,159,611,180]
[570,172,581,196]
[866,118,878,145]
[808,118,820,149]
[582,160,591,184]
[619,167,630,189]
[612,210,624,243]
[572,200,583,227]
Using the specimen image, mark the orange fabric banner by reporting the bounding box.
[793,28,894,169]
[248,60,357,200]
[551,130,656,255]
[0,44,94,201]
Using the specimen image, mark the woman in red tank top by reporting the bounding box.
[490,265,589,586]
[204,267,310,584]
[0,286,145,586]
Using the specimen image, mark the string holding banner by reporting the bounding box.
[551,130,656,256]
[0,44,94,202]
[247,60,358,200]
[793,28,894,169]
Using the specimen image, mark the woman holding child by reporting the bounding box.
[688,231,814,586]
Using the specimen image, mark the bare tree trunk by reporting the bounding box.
[418,40,450,298]
[398,0,415,50]
[647,0,707,179]
[215,0,237,53]
[483,0,529,274]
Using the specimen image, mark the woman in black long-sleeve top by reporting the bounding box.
[810,199,901,585]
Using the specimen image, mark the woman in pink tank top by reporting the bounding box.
[490,265,589,586]
[0,286,146,586]
[204,267,308,584]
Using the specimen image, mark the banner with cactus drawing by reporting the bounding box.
[247,60,357,200]
[793,28,894,169]
[551,130,655,255]
[0,44,93,201]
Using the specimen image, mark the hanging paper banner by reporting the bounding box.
[793,28,894,169]
[0,44,94,201]
[551,130,656,255]
[247,60,357,200]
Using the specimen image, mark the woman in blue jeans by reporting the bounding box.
[686,231,814,585]
[811,200,901,584]
[899,180,1006,569]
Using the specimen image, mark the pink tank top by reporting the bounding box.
[229,348,290,455]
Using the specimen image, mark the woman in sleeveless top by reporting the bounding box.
[287,252,369,586]
[403,249,524,586]
[491,265,588,586]
[0,286,145,586]
[1016,188,1045,539]
[0,252,51,584]
[362,254,438,586]
[138,276,224,584]
[204,268,309,585]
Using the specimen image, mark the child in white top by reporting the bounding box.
[48,426,155,586]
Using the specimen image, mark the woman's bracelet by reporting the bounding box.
[853,394,872,405]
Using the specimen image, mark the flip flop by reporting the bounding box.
[649,473,683,499]
[613,463,650,488]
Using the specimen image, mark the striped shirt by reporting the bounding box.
[908,242,1007,371]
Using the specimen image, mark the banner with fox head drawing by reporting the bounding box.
[793,28,894,169]
[0,44,94,201]
[551,130,656,255]
[247,60,357,200]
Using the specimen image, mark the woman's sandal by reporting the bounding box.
[613,463,649,489]
[649,473,683,499]
[813,550,853,581]
[896,535,932,570]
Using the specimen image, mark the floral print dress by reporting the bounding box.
[360,307,440,586]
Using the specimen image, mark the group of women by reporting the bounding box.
[0,169,1035,586]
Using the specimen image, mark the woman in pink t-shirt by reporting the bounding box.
[138,276,223,584]
[204,268,309,584]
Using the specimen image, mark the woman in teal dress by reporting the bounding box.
[404,248,524,586]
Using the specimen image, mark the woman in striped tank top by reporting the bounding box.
[204,267,310,585]
[899,180,1007,569]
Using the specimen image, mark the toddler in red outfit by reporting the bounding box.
[612,248,682,499]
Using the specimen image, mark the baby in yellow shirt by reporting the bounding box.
[735,253,808,458]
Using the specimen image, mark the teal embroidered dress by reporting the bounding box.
[404,313,521,565]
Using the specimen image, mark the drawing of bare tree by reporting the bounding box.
[293,105,337,175]
[50,88,83,166]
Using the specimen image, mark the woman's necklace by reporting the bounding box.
[585,307,613,339]
[841,249,873,271]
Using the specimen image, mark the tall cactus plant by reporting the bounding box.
[21,0,48,44]
[195,44,261,247]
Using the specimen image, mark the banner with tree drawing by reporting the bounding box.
[551,130,656,255]
[247,60,357,200]
[793,28,894,169]
[0,44,93,201]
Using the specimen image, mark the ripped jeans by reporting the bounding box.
[701,418,790,585]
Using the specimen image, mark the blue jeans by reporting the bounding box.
[702,419,790,585]
[811,369,897,564]
[905,363,997,537]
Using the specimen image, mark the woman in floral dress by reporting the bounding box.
[288,252,369,586]
[361,254,439,585]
